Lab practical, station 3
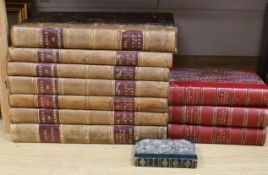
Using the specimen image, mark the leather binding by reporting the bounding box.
[8,77,169,98]
[11,124,167,144]
[168,124,267,145]
[10,108,168,126]
[169,68,268,107]
[11,12,177,52]
[9,95,168,113]
[7,62,169,81]
[169,106,268,128]
[8,48,173,68]
[135,139,197,168]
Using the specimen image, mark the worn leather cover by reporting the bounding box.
[10,108,168,126]
[8,48,173,68]
[11,12,177,52]
[11,124,167,144]
[8,62,169,81]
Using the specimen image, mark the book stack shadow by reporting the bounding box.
[7,12,177,144]
[168,68,268,145]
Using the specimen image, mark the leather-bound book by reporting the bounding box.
[8,77,169,98]
[10,108,168,126]
[169,68,268,107]
[7,62,169,81]
[135,139,197,168]
[9,95,168,113]
[168,124,267,145]
[11,12,177,52]
[169,106,268,128]
[8,48,173,68]
[11,124,167,144]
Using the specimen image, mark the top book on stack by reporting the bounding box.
[169,68,268,107]
[11,12,177,52]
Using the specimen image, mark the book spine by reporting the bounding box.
[169,86,268,107]
[135,157,197,168]
[8,77,169,98]
[9,95,168,113]
[168,124,267,145]
[169,106,268,128]
[10,108,168,126]
[8,48,173,68]
[11,26,177,52]
[7,62,169,81]
[11,124,167,144]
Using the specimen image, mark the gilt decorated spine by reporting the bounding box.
[168,124,267,145]
[7,62,169,81]
[169,85,268,107]
[169,106,268,128]
[9,95,168,113]
[8,48,173,68]
[10,108,168,126]
[8,77,169,97]
[11,124,167,144]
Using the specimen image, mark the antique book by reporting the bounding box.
[8,77,169,97]
[11,124,167,144]
[7,62,169,81]
[169,106,268,128]
[135,139,197,168]
[11,12,177,52]
[169,68,268,107]
[168,124,267,145]
[10,108,168,126]
[8,48,173,68]
[9,95,168,112]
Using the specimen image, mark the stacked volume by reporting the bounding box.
[168,68,268,145]
[7,12,178,144]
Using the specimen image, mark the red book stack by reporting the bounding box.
[168,68,268,145]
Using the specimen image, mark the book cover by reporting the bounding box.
[10,108,168,126]
[169,68,268,107]
[135,139,197,168]
[8,48,173,68]
[169,106,268,128]
[168,124,267,145]
[11,124,167,144]
[8,62,169,81]
[11,12,177,52]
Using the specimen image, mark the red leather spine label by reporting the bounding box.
[116,51,138,66]
[121,30,143,50]
[114,66,135,80]
[114,125,134,144]
[42,28,64,48]
[114,112,135,125]
[36,64,57,77]
[113,97,135,111]
[168,124,266,145]
[37,95,59,108]
[37,78,58,94]
[39,124,61,143]
[37,49,60,63]
[115,80,135,96]
[169,86,268,107]
[39,109,60,124]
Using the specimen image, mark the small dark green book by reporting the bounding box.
[134,139,197,168]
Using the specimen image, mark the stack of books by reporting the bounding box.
[7,12,178,144]
[168,68,268,145]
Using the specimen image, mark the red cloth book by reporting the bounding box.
[169,68,268,107]
[168,124,267,145]
[169,106,268,128]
